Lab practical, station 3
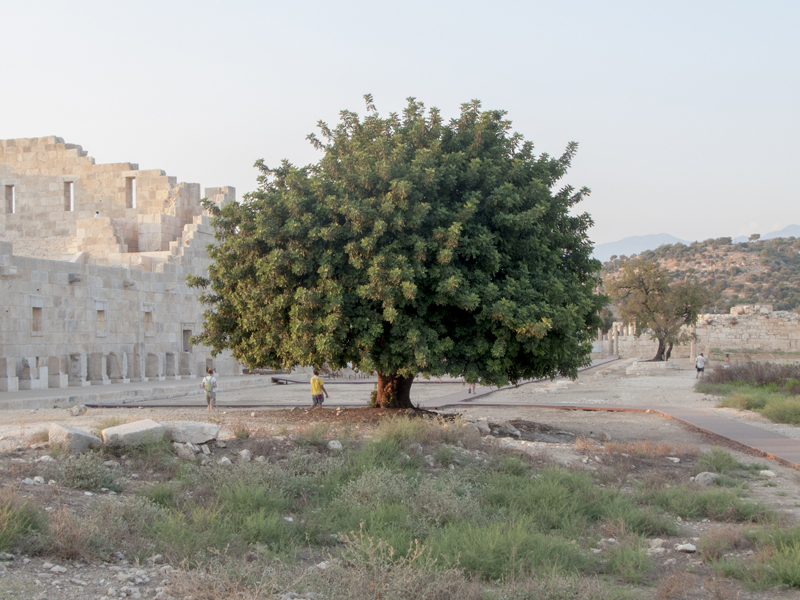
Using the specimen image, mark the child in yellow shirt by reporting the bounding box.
[310,369,329,408]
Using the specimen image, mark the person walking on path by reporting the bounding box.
[695,353,706,379]
[201,368,217,410]
[310,369,329,408]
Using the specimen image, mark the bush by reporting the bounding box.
[703,361,800,393]
[696,447,738,475]
[760,398,800,425]
[0,488,42,552]
[52,451,124,492]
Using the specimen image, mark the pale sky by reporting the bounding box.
[3,1,798,245]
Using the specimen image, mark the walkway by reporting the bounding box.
[3,356,800,469]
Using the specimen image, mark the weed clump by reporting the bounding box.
[51,451,124,492]
[0,488,42,552]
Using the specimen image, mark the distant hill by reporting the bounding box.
[601,234,800,313]
[593,233,691,263]
[732,224,800,243]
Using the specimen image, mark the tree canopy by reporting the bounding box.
[605,259,708,361]
[190,96,605,407]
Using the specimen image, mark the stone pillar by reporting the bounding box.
[48,356,69,388]
[107,352,130,384]
[68,353,91,387]
[0,357,19,392]
[164,352,180,380]
[179,352,194,377]
[37,357,49,390]
[612,328,619,355]
[18,357,41,390]
[145,353,165,380]
[88,352,110,385]
[131,343,146,382]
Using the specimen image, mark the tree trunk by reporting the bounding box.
[664,342,673,361]
[652,337,666,361]
[374,373,414,408]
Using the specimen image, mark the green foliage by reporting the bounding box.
[0,488,42,552]
[52,451,124,492]
[696,447,739,474]
[605,259,708,360]
[191,96,604,399]
[640,485,772,522]
[711,527,800,588]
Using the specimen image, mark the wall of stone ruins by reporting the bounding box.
[0,137,241,396]
[595,307,800,361]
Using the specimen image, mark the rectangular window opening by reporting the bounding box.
[144,311,153,336]
[182,329,192,352]
[64,182,74,211]
[32,307,42,334]
[96,309,106,335]
[4,185,14,214]
[125,177,136,209]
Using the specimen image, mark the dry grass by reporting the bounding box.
[656,571,697,599]
[232,420,251,440]
[25,429,49,446]
[699,526,747,561]
[576,436,699,460]
[703,577,741,600]
[44,507,97,560]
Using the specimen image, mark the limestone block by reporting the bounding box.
[49,423,102,453]
[18,357,42,390]
[160,421,219,444]
[68,353,90,386]
[0,355,18,391]
[179,352,194,377]
[107,351,129,383]
[88,352,109,385]
[173,442,196,461]
[145,352,164,380]
[102,419,165,447]
[164,351,180,379]
[131,344,145,381]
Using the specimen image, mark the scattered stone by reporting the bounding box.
[69,405,88,416]
[666,457,681,463]
[49,423,102,453]
[0,553,13,561]
[173,443,196,461]
[200,444,211,455]
[251,412,257,417]
[22,478,34,485]
[216,440,227,448]
[288,435,298,442]
[102,420,166,447]
[36,455,55,463]
[160,421,219,444]
[646,547,666,555]
[284,517,294,523]
[218,457,232,466]
[327,440,343,451]
[254,455,266,462]
[693,472,720,486]
[104,460,120,467]
[238,449,252,462]
[50,565,68,573]
[760,470,777,478]
[408,443,423,455]
[33,476,44,485]
[84,491,93,496]
[199,455,211,466]
[424,455,436,467]
[676,543,697,553]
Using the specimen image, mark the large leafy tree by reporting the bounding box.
[606,259,708,361]
[190,96,604,407]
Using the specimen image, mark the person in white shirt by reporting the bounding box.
[201,368,217,410]
[695,353,706,379]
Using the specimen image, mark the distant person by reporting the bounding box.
[201,367,217,410]
[695,353,706,379]
[310,369,328,408]
[724,354,731,369]
[467,379,478,394]
[94,211,101,218]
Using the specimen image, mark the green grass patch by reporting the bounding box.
[640,485,772,522]
[711,526,800,588]
[0,488,42,552]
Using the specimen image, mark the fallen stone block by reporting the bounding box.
[102,420,165,447]
[49,423,102,453]
[173,443,196,461]
[160,421,219,444]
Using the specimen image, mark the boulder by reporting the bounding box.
[693,472,720,486]
[327,440,343,451]
[69,405,87,417]
[238,449,252,462]
[159,421,219,444]
[173,443,196,461]
[475,422,491,435]
[48,423,102,453]
[102,420,165,447]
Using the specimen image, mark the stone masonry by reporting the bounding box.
[0,137,240,400]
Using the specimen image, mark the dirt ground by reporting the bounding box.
[2,358,800,600]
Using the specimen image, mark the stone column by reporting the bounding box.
[88,352,110,385]
[0,357,19,392]
[107,352,129,384]
[130,343,146,382]
[68,353,91,387]
[612,328,619,356]
[179,352,194,378]
[145,353,165,381]
[48,356,69,389]
[164,352,180,380]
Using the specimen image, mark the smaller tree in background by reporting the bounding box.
[606,259,708,361]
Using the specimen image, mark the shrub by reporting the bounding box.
[51,451,123,492]
[696,447,738,475]
[760,397,800,425]
[0,488,42,552]
[640,486,772,522]
[703,361,800,392]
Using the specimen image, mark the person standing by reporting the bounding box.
[310,369,329,408]
[201,368,217,410]
[724,354,731,369]
[695,353,706,379]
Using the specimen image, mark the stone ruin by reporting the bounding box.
[0,136,241,403]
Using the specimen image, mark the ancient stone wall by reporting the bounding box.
[0,137,241,395]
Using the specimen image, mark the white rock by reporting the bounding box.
[69,405,88,417]
[102,420,165,447]
[760,470,777,478]
[0,553,13,561]
[173,443,196,461]
[49,423,102,453]
[327,440,343,451]
[22,478,34,485]
[676,543,696,553]
[424,455,436,467]
[159,421,219,444]
[284,517,294,522]
[666,457,681,463]
[36,455,55,463]
[50,565,68,573]
[218,457,232,466]
[254,455,266,462]
[201,444,211,455]
[693,472,720,486]
[238,449,252,462]
[33,476,44,485]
